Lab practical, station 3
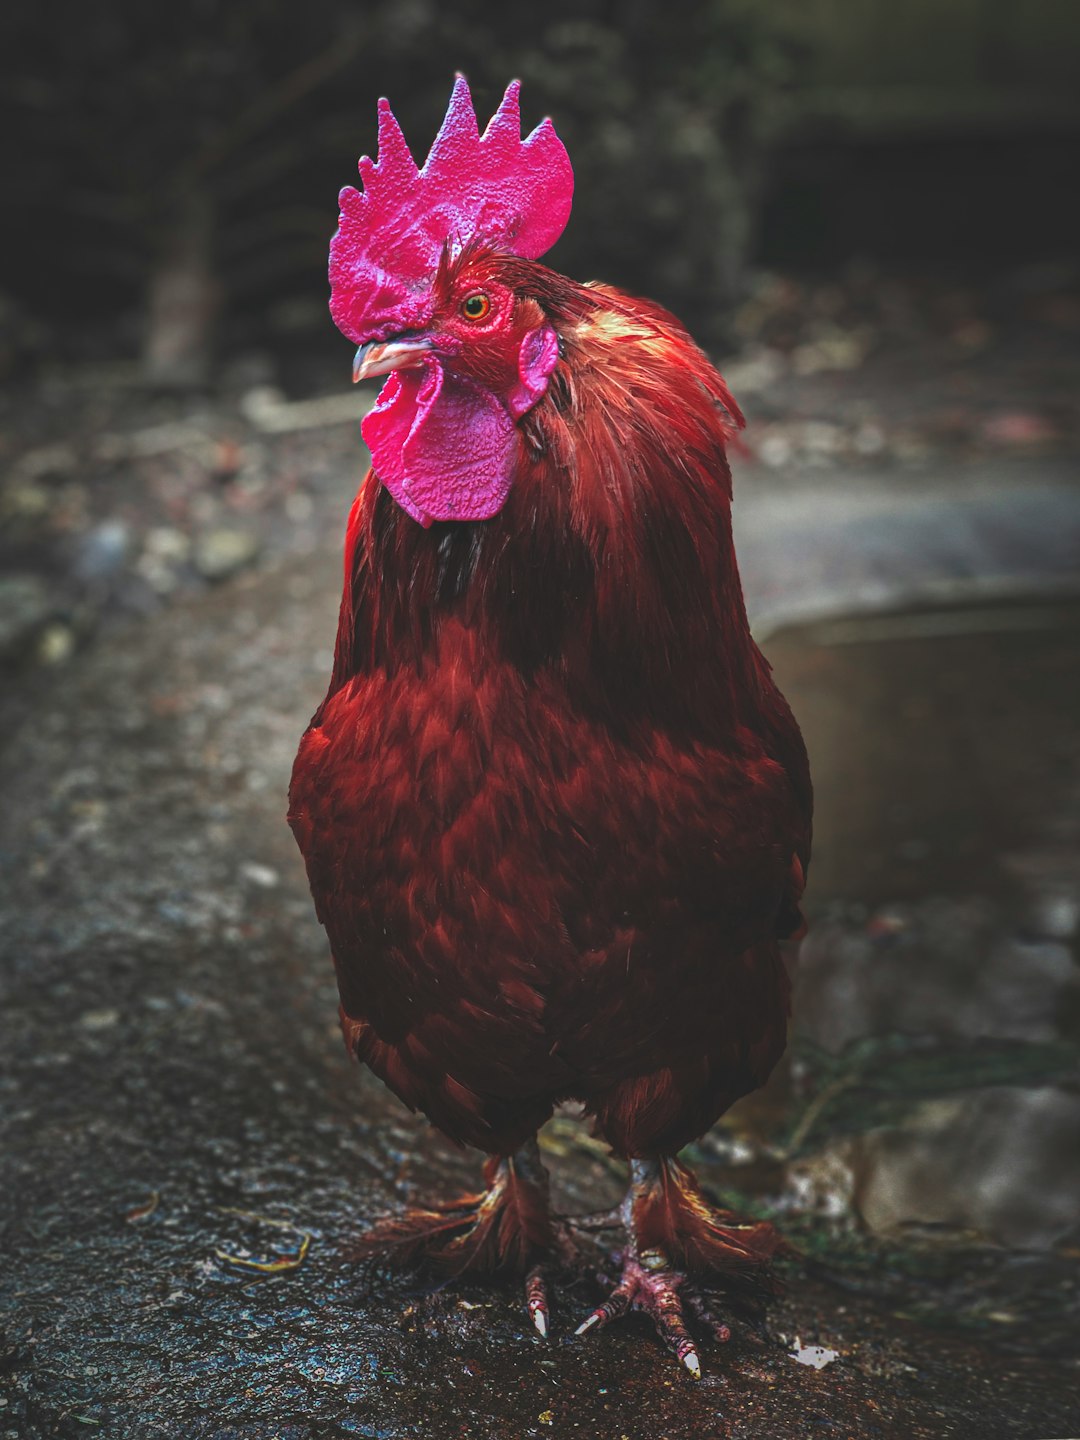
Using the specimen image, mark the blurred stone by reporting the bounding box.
[145,527,192,564]
[0,574,52,663]
[239,385,288,427]
[784,1146,858,1221]
[240,861,280,890]
[791,325,869,376]
[136,526,192,595]
[2,482,50,522]
[240,387,368,435]
[37,623,75,666]
[758,431,793,468]
[194,528,260,581]
[1003,847,1080,941]
[796,898,1080,1050]
[720,346,786,395]
[843,1086,1080,1249]
[80,1009,120,1031]
[73,520,131,581]
[803,421,845,458]
[1030,894,1080,939]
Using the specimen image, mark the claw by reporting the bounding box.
[525,1263,549,1339]
[573,1252,725,1379]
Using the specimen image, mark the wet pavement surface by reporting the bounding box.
[2,461,1080,1437]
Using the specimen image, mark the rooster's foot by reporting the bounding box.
[354,1137,558,1287]
[572,1156,781,1376]
[574,1247,730,1377]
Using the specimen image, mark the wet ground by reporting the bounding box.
[2,448,1079,1438]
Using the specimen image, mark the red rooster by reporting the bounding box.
[289,77,811,1376]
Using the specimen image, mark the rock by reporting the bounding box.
[0,574,53,663]
[193,527,260,582]
[758,430,793,468]
[790,324,870,376]
[145,527,192,565]
[1,482,50,522]
[80,1008,120,1031]
[796,897,1080,1049]
[73,519,131,581]
[718,345,786,396]
[37,622,75,666]
[136,527,192,595]
[240,861,280,889]
[838,1086,1080,1249]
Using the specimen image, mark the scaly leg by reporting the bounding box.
[574,1157,783,1377]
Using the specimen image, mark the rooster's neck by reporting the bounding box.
[330,292,763,736]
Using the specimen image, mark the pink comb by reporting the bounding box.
[329,75,574,344]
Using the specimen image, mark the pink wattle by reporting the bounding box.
[362,361,517,527]
[361,325,560,527]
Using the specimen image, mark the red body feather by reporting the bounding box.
[289,265,811,1162]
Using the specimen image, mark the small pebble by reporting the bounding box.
[194,528,260,581]
[240,861,280,889]
[38,622,75,665]
[81,1009,120,1031]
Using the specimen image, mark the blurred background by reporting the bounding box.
[5,0,1080,374]
[2,0,1080,642]
[2,5,1080,1437]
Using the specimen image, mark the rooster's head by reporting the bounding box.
[329,76,575,527]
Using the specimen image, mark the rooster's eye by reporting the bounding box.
[461,292,492,322]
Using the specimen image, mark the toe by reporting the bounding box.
[685,1287,732,1344]
[638,1268,701,1377]
[526,1264,549,1338]
[574,1276,635,1336]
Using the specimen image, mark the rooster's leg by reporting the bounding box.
[574,1157,781,1377]
[356,1135,563,1332]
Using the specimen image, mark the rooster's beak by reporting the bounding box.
[352,338,431,383]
